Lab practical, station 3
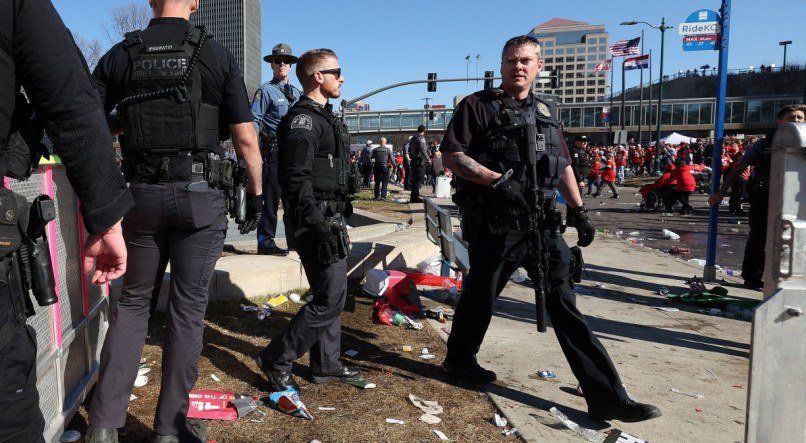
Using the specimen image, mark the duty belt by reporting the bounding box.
[134,161,206,182]
[316,200,347,216]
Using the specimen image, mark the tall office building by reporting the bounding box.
[191,0,262,96]
[528,19,609,104]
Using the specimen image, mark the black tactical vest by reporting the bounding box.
[372,146,391,166]
[753,138,772,179]
[117,26,220,179]
[292,100,351,198]
[458,89,566,202]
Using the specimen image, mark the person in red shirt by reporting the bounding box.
[671,161,696,214]
[593,152,619,198]
[586,153,601,196]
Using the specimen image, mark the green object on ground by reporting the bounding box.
[667,291,759,309]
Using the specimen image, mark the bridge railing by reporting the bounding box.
[345,95,801,133]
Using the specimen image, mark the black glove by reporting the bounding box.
[310,220,339,265]
[494,179,529,212]
[571,205,595,247]
[238,194,262,234]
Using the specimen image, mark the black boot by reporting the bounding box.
[310,365,361,384]
[255,355,300,391]
[442,354,497,384]
[588,399,662,422]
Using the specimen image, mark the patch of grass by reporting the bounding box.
[71,285,505,442]
[351,188,414,223]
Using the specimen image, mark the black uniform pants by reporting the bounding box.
[259,228,348,374]
[446,227,630,408]
[742,185,769,283]
[729,179,747,213]
[0,282,45,443]
[258,148,282,250]
[89,181,227,436]
[361,164,372,188]
[373,165,389,199]
[403,163,411,190]
[410,165,425,201]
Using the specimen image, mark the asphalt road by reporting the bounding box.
[577,184,750,274]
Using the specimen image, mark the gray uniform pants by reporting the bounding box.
[259,234,347,374]
[89,181,227,435]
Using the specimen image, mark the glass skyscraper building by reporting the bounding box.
[528,19,609,104]
[191,0,262,97]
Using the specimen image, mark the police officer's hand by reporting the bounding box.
[238,193,262,234]
[83,221,127,285]
[311,220,339,265]
[571,206,595,247]
[494,179,529,212]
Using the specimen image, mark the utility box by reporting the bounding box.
[10,161,110,443]
[746,122,806,442]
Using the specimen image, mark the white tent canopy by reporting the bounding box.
[651,132,698,146]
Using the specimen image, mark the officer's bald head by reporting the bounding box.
[150,0,198,17]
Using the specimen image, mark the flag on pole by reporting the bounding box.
[624,54,650,71]
[610,37,641,57]
[594,59,612,72]
[602,107,610,123]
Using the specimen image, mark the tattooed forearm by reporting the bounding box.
[445,152,499,185]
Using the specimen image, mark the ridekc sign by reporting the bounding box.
[679,9,721,51]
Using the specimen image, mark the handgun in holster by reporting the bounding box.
[17,195,58,310]
[227,158,248,224]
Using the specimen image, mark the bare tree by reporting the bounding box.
[73,33,105,71]
[101,2,152,44]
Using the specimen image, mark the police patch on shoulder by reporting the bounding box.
[291,114,313,130]
[536,102,551,117]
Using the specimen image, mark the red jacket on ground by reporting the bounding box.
[601,159,617,182]
[672,164,696,192]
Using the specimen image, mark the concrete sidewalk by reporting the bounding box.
[429,233,757,442]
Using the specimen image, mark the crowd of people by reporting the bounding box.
[349,129,452,201]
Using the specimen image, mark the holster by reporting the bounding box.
[330,213,351,260]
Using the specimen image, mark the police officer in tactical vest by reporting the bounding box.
[85,1,263,442]
[440,35,661,423]
[0,2,133,441]
[254,48,361,393]
[371,137,394,200]
[708,104,806,290]
[408,125,428,203]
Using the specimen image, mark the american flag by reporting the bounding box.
[594,59,612,72]
[610,37,641,57]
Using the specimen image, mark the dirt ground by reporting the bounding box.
[69,286,511,443]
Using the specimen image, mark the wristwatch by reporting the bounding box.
[490,169,514,189]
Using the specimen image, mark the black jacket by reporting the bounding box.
[0,0,132,234]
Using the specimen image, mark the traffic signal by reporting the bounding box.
[427,73,437,92]
[551,68,561,89]
[484,70,495,89]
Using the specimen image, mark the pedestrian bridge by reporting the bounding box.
[344,94,800,137]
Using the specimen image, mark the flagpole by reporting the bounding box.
[609,61,614,143]
[638,29,644,145]
[620,57,626,132]
[648,49,653,145]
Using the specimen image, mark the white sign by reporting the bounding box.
[678,21,719,36]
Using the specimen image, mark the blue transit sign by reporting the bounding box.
[679,9,721,51]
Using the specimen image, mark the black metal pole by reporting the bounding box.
[638,29,644,144]
[621,58,626,131]
[609,65,614,142]
[648,49,653,145]
[654,17,667,175]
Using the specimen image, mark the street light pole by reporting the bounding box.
[621,17,671,175]
[779,40,792,70]
[655,17,667,175]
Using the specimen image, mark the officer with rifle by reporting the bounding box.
[440,35,661,423]
[0,1,134,441]
[254,48,361,393]
[85,1,263,441]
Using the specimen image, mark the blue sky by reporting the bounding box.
[54,0,804,110]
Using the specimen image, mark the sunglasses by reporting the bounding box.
[318,68,342,78]
[272,58,293,66]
